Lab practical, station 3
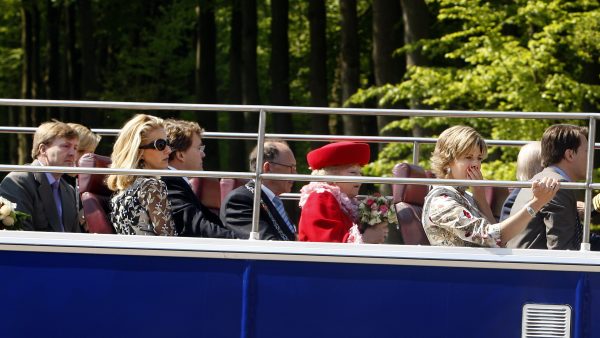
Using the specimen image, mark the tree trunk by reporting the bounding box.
[77,0,100,127]
[399,0,432,68]
[65,1,81,121]
[241,0,260,154]
[372,0,405,133]
[19,1,34,164]
[399,0,433,123]
[46,0,61,118]
[339,0,361,136]
[308,0,329,149]
[269,0,292,134]
[227,0,246,171]
[196,0,219,170]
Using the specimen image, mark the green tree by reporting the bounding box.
[353,0,600,179]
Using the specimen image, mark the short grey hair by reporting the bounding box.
[516,141,542,181]
[249,139,289,171]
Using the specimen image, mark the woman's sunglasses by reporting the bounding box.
[139,138,170,151]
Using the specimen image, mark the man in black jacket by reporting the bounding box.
[220,140,297,241]
[162,119,235,238]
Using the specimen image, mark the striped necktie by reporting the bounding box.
[272,196,296,234]
[574,213,583,249]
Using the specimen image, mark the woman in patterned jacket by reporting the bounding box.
[107,114,176,236]
[422,125,558,247]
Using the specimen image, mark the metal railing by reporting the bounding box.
[0,99,598,250]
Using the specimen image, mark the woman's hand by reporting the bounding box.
[467,166,486,195]
[362,222,389,244]
[467,166,496,223]
[530,177,560,210]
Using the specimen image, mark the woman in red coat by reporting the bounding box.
[298,142,387,243]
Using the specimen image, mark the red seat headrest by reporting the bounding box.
[78,153,112,196]
[392,163,434,206]
[189,177,222,210]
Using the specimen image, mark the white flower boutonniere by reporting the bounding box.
[0,197,30,230]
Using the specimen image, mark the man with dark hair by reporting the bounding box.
[220,140,297,240]
[0,121,80,232]
[507,124,588,250]
[162,119,235,238]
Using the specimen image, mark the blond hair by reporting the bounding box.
[107,114,164,191]
[68,123,101,154]
[431,125,488,179]
[31,121,79,160]
[516,141,542,181]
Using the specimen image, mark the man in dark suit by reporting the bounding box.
[220,140,297,241]
[507,124,588,250]
[162,119,235,238]
[0,121,80,232]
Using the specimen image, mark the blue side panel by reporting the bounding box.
[586,273,600,337]
[0,251,243,338]
[252,261,586,338]
[0,249,597,338]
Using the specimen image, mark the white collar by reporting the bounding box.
[168,166,191,186]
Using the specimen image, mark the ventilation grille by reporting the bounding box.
[522,304,571,338]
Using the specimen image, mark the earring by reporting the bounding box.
[445,167,451,174]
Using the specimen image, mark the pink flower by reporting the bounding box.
[380,205,388,214]
[366,199,374,206]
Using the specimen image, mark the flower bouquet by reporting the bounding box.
[0,197,30,230]
[358,193,398,229]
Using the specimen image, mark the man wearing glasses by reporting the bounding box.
[162,119,236,238]
[220,139,297,240]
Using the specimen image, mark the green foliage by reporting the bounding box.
[353,0,600,179]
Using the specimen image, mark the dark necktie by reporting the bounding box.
[574,213,583,249]
[51,181,64,232]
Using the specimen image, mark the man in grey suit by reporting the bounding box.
[0,121,81,232]
[507,124,588,250]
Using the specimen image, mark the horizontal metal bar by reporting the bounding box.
[2,126,600,149]
[1,99,599,119]
[0,165,255,180]
[0,164,586,189]
[1,231,600,271]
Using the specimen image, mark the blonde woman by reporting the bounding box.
[64,123,102,187]
[107,114,176,236]
[68,123,102,162]
[422,126,559,247]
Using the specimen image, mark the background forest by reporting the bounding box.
[0,0,599,182]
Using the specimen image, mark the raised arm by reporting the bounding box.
[497,177,559,245]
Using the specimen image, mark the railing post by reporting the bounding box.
[412,141,420,165]
[249,109,268,240]
[581,117,596,251]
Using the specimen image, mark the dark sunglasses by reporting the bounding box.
[139,138,170,151]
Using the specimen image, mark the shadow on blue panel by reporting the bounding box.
[0,250,244,338]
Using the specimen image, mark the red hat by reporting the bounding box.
[307,142,370,169]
